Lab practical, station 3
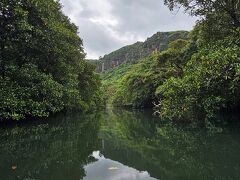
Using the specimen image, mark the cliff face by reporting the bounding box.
[95,31,189,72]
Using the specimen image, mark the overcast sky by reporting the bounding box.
[59,0,197,59]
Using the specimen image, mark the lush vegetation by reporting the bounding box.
[102,38,191,107]
[97,31,189,72]
[1,0,239,124]
[0,0,103,121]
[102,0,240,123]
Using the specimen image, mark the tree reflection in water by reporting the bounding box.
[0,109,240,180]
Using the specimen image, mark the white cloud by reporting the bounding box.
[60,0,197,59]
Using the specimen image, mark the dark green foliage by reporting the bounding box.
[103,39,190,108]
[156,46,240,121]
[0,0,102,120]
[112,53,163,107]
[164,0,240,26]
[106,38,240,122]
[101,0,240,124]
[164,0,240,45]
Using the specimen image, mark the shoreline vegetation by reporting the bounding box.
[0,0,105,121]
[1,0,240,125]
[100,0,240,124]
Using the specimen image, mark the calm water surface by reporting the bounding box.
[0,109,240,180]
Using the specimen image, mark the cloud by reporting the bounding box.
[60,0,197,59]
[83,151,156,180]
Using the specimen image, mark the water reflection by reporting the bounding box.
[84,151,156,180]
[0,109,240,180]
[99,109,240,180]
[0,113,101,180]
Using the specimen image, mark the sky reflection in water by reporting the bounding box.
[84,151,156,180]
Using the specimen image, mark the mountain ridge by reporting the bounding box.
[94,30,189,72]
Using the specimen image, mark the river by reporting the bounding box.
[0,108,240,180]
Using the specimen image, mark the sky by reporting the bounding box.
[59,0,198,59]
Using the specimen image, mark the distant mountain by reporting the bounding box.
[96,31,189,72]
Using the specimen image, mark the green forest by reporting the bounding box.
[1,0,240,124]
[0,0,104,121]
[1,1,240,179]
[102,0,240,123]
